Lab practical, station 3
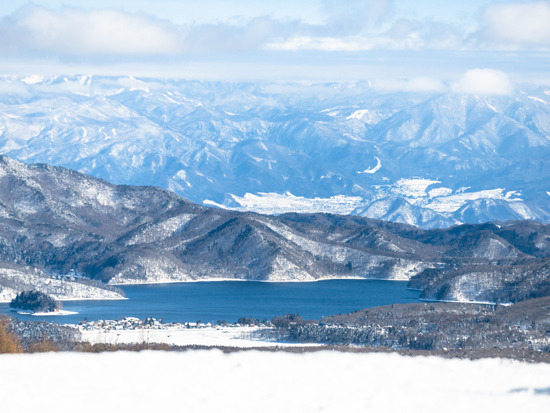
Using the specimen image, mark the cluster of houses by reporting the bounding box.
[69,317,183,332]
[66,317,267,332]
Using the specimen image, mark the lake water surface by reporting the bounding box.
[0,280,421,324]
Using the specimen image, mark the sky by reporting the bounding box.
[0,1,549,88]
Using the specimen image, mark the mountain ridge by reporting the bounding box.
[0,155,550,304]
[1,75,550,228]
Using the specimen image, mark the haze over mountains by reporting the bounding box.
[1,75,550,228]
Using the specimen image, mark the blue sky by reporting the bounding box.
[0,1,549,88]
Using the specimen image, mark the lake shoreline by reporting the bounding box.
[0,279,422,325]
[109,276,410,286]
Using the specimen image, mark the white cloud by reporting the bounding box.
[373,77,446,93]
[480,1,550,47]
[0,5,308,57]
[451,69,514,95]
[265,19,464,52]
[0,6,181,56]
[266,36,375,52]
[1,2,550,66]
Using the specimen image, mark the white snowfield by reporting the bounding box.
[369,179,525,214]
[225,191,366,215]
[1,351,549,413]
[215,179,533,223]
[79,325,308,348]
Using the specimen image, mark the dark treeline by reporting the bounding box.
[10,290,60,312]
[257,298,550,353]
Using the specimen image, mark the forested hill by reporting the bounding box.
[0,156,549,304]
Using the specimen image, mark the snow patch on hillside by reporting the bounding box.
[228,179,529,219]
[0,285,17,302]
[0,267,124,302]
[424,189,521,213]
[228,192,365,215]
[390,178,441,198]
[374,179,524,213]
[125,214,196,246]
[108,257,192,284]
[359,156,382,174]
[268,256,315,281]
[260,218,428,279]
[21,75,44,85]
[528,96,547,104]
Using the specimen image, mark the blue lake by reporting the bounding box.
[0,280,421,324]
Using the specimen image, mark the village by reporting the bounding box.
[68,317,270,332]
[63,317,295,348]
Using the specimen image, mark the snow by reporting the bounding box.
[79,325,308,348]
[21,75,44,85]
[392,178,441,199]
[508,202,536,220]
[1,351,549,412]
[426,189,516,213]
[1,76,549,228]
[528,96,548,104]
[124,214,196,246]
[175,169,188,182]
[428,187,453,198]
[0,286,17,302]
[107,256,193,285]
[372,179,524,214]
[163,94,181,105]
[0,266,124,302]
[227,192,366,215]
[359,156,382,174]
[347,109,370,120]
[203,199,227,209]
[345,109,385,124]
[267,255,315,281]
[31,310,78,316]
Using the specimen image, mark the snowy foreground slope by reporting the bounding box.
[1,351,549,413]
[1,75,550,228]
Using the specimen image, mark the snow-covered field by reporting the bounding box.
[206,179,533,224]
[208,192,366,215]
[79,325,308,348]
[1,351,549,412]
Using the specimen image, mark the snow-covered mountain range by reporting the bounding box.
[1,155,550,302]
[1,75,550,228]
